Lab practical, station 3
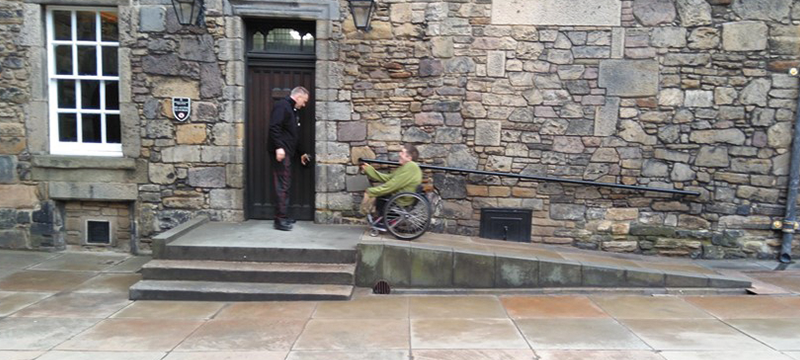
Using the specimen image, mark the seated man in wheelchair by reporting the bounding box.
[361,144,423,233]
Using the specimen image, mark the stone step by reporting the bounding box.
[141,259,356,285]
[163,244,357,264]
[129,280,354,301]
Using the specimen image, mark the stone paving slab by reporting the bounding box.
[0,318,101,350]
[684,296,800,319]
[69,273,142,294]
[30,253,130,272]
[56,319,205,352]
[0,291,51,317]
[164,352,287,360]
[411,318,529,350]
[501,295,608,318]
[0,270,98,292]
[106,255,152,273]
[176,319,306,351]
[409,295,507,319]
[111,300,226,320]
[0,351,45,360]
[619,319,773,351]
[10,292,131,318]
[170,221,363,250]
[215,301,317,319]
[726,319,800,351]
[0,250,59,269]
[36,352,167,360]
[536,350,665,360]
[285,351,409,360]
[413,349,536,360]
[659,351,796,360]
[313,295,408,319]
[589,295,714,319]
[516,318,650,350]
[294,319,410,350]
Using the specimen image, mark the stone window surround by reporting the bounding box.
[45,6,123,156]
[23,1,138,159]
[82,217,114,246]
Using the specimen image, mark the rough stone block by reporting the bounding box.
[651,27,687,48]
[187,167,226,188]
[493,0,621,26]
[453,251,495,288]
[583,265,626,287]
[486,51,506,78]
[676,0,712,26]
[357,242,384,287]
[594,97,620,137]
[722,21,768,52]
[0,229,28,249]
[732,0,792,22]
[0,155,17,184]
[209,189,243,209]
[139,6,166,32]
[410,246,453,287]
[599,60,659,97]
[626,269,665,287]
[550,204,586,221]
[539,260,582,287]
[633,0,676,26]
[665,273,708,287]
[475,120,502,146]
[495,256,539,288]
[382,244,411,287]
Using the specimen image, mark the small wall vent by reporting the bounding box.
[479,208,532,242]
[86,220,111,245]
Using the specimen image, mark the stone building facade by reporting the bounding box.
[0,0,799,259]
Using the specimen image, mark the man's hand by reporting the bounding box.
[301,154,310,166]
[360,163,372,172]
[276,148,285,162]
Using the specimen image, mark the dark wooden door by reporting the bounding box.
[246,64,315,220]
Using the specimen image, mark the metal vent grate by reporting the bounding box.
[373,280,391,295]
[86,220,111,244]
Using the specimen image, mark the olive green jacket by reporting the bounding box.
[364,162,422,199]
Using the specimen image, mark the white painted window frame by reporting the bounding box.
[46,6,122,157]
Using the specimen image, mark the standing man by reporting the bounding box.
[270,86,311,231]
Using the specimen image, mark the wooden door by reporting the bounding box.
[245,65,315,220]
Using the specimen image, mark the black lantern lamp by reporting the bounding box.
[171,0,204,26]
[348,0,375,31]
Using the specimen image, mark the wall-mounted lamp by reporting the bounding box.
[171,0,204,26]
[348,0,375,31]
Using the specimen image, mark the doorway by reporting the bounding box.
[245,20,316,220]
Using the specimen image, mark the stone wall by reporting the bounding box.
[62,201,133,250]
[2,0,800,259]
[317,0,800,259]
[0,0,50,249]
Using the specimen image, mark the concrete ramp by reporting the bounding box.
[357,232,752,292]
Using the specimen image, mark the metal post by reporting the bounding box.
[779,69,800,263]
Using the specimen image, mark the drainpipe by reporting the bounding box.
[779,68,800,263]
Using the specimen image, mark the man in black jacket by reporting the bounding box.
[269,86,311,231]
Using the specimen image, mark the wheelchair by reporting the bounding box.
[368,185,432,240]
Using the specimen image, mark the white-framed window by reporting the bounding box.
[46,7,121,157]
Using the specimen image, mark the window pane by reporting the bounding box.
[77,46,97,75]
[76,11,96,41]
[105,81,119,110]
[82,114,102,143]
[106,114,121,144]
[266,28,302,53]
[57,80,76,109]
[102,46,118,76]
[252,31,264,51]
[53,11,71,41]
[55,45,73,75]
[100,12,118,41]
[81,80,100,109]
[58,113,77,142]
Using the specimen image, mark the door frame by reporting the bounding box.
[243,18,317,220]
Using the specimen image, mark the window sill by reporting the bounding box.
[32,155,137,170]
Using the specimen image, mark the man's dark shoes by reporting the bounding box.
[286,218,296,224]
[274,219,293,231]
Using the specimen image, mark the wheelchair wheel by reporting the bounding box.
[382,192,431,240]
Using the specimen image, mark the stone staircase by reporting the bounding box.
[129,218,360,301]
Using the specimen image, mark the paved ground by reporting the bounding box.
[1,249,799,360]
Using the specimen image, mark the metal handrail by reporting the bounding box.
[360,158,700,196]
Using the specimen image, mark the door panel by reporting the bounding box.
[246,65,315,220]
